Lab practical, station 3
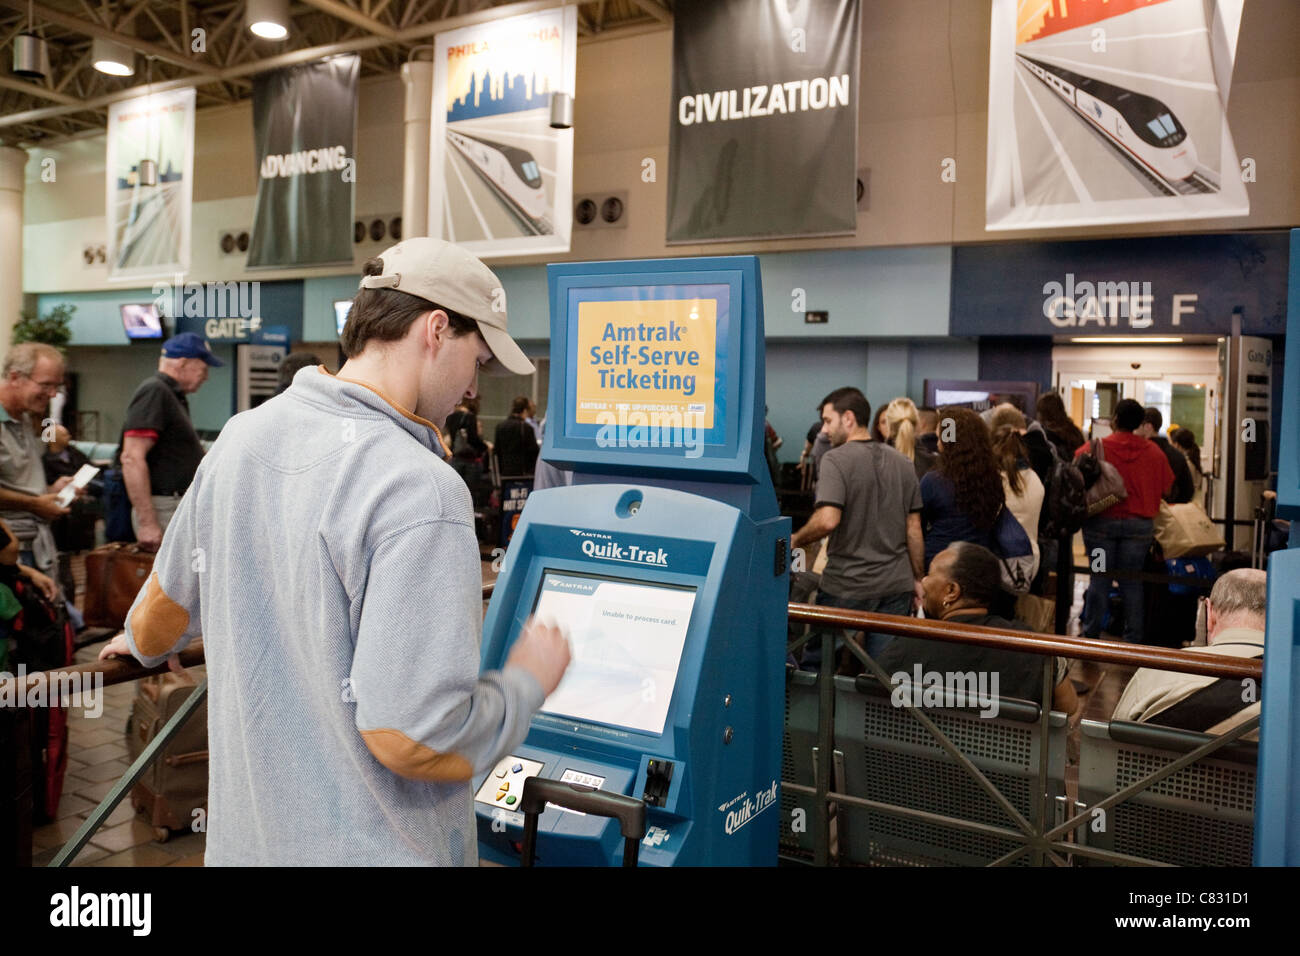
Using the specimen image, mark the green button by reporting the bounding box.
[506,795,517,806]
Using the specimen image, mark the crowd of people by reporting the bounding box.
[786,385,1266,730]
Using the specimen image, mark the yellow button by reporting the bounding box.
[501,782,509,792]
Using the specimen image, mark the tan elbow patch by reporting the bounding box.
[361,728,473,782]
[130,572,190,657]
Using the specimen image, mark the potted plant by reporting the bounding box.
[12,303,75,348]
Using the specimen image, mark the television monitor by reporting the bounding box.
[531,570,696,737]
[121,303,163,340]
[334,299,352,337]
[924,379,1040,417]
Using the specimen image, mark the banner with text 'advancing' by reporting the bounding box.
[247,55,358,268]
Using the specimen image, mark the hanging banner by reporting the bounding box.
[105,88,195,281]
[429,6,577,259]
[666,0,860,244]
[986,0,1248,230]
[247,55,359,268]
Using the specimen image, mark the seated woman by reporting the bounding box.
[920,407,1005,570]
[874,541,1077,712]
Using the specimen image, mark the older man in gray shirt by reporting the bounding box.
[0,343,74,578]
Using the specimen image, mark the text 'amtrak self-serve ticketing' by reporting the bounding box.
[476,257,790,865]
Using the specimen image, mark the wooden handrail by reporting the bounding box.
[787,602,1262,681]
[0,640,206,702]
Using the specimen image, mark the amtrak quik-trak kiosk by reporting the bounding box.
[475,256,790,866]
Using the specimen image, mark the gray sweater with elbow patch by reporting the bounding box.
[123,366,542,865]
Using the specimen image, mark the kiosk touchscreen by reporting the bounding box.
[476,257,790,866]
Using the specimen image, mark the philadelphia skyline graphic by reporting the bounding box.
[447,69,553,121]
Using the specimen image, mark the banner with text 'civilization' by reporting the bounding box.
[666,0,861,243]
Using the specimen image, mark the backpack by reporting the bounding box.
[991,505,1035,594]
[1040,455,1089,538]
[5,577,74,823]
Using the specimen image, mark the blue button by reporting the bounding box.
[512,763,523,773]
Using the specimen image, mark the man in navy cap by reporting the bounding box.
[119,332,223,549]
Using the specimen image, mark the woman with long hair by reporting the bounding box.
[871,404,889,444]
[884,396,936,479]
[920,407,1006,570]
[990,419,1044,577]
[1034,391,1085,459]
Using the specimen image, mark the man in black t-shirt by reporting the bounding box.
[119,333,222,549]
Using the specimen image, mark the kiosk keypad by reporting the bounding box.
[474,755,545,809]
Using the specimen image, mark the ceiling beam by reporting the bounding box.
[0,76,82,107]
[0,0,221,76]
[299,0,400,40]
[629,0,671,24]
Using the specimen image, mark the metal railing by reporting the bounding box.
[784,601,1262,867]
[3,583,1263,867]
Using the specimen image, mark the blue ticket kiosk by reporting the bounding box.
[476,256,790,866]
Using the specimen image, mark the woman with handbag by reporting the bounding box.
[1074,399,1176,643]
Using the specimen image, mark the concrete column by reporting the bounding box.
[0,146,27,368]
[401,58,433,239]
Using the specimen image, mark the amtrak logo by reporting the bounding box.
[568,529,613,540]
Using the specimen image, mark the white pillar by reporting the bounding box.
[0,146,27,368]
[401,59,432,239]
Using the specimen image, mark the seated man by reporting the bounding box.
[875,541,1077,712]
[1112,568,1265,735]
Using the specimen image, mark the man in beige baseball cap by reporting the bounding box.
[97,236,571,865]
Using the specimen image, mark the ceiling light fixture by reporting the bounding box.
[247,0,290,40]
[12,3,49,80]
[549,91,574,129]
[92,35,134,76]
[1069,336,1185,344]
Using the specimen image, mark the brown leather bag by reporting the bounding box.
[82,543,155,629]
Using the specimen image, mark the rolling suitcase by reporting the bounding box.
[125,671,208,841]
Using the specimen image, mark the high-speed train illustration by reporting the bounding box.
[1016,53,1212,192]
[446,128,548,229]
